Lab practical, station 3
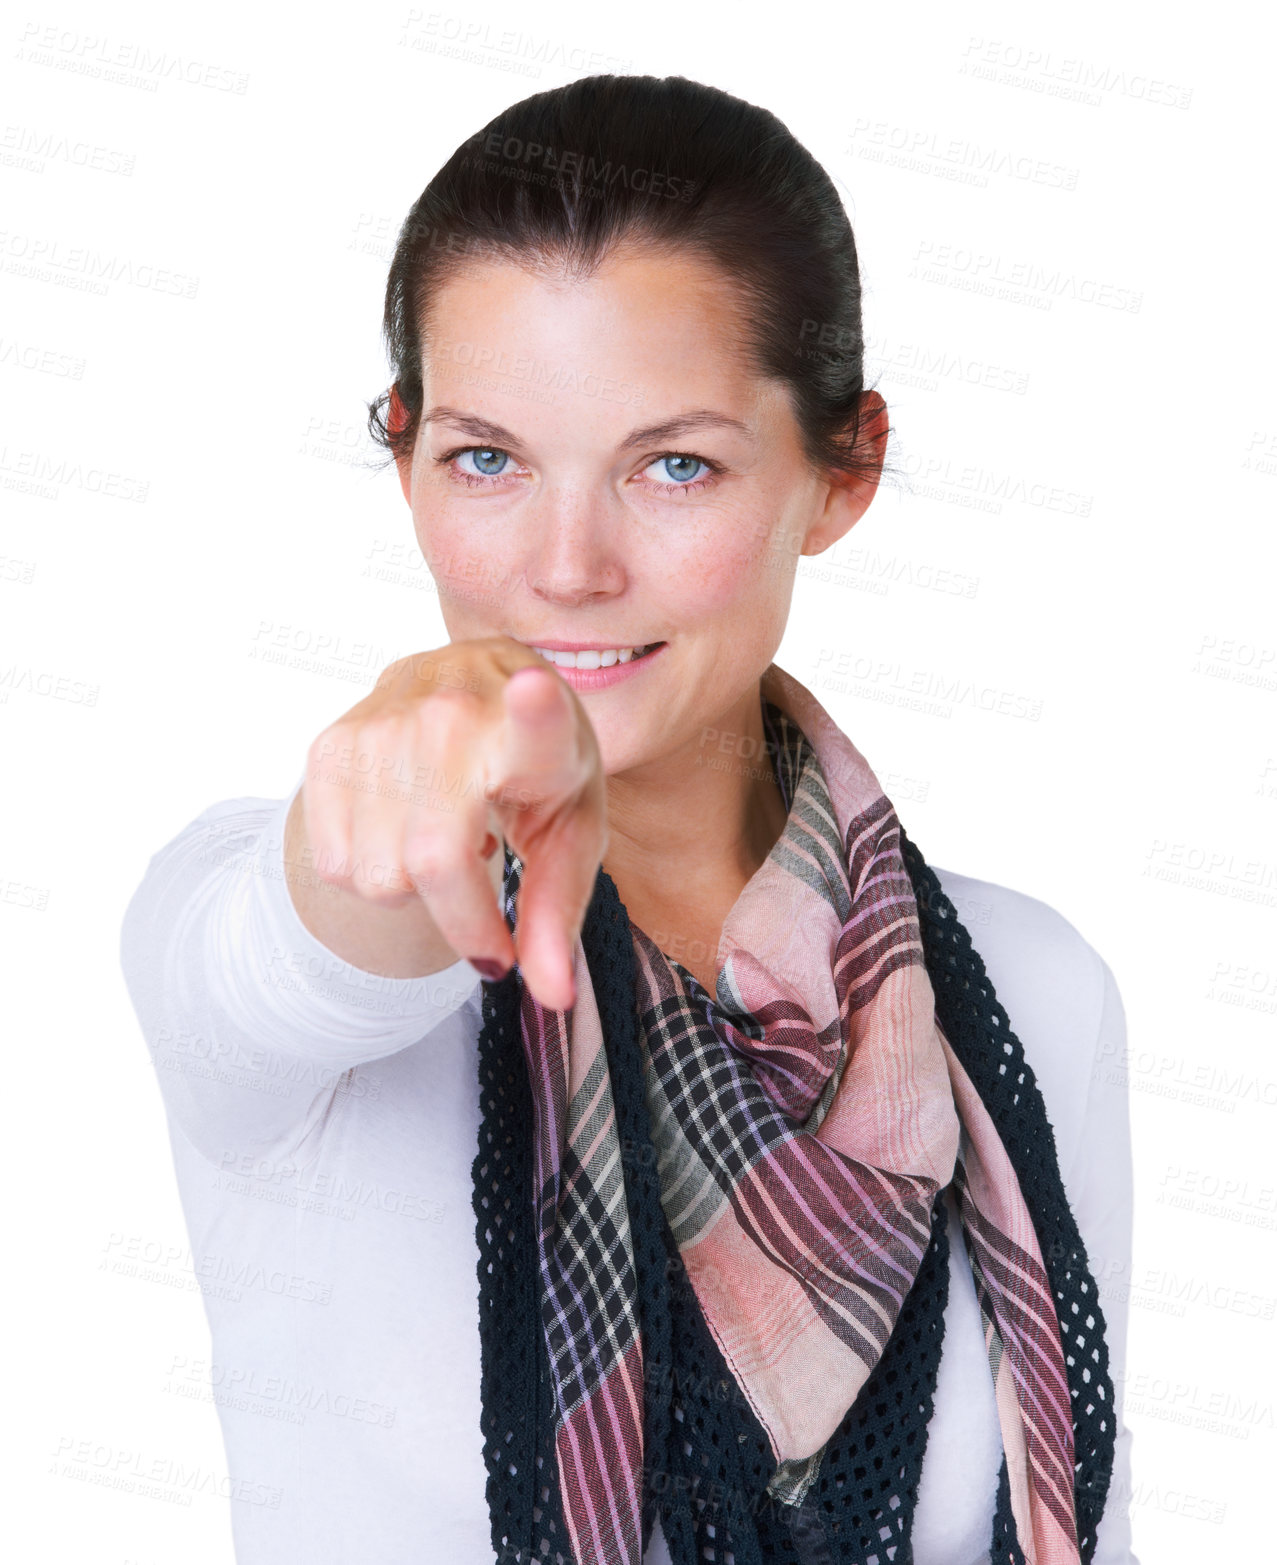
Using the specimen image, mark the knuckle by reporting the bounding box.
[410,688,480,755]
[401,815,480,883]
[349,717,402,766]
[400,835,448,884]
[421,682,480,723]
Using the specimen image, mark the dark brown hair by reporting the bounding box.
[367,73,889,486]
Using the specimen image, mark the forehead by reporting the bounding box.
[418,244,785,434]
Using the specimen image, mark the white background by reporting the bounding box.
[2,0,1274,1559]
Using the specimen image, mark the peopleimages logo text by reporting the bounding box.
[462,130,697,201]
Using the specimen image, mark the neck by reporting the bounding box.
[601,679,788,911]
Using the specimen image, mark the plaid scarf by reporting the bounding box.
[471,662,1115,1565]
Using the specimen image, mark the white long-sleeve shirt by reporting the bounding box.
[118,777,1138,1565]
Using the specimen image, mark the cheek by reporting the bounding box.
[413,503,509,581]
[410,510,517,628]
[661,522,789,625]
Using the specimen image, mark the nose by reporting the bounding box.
[521,483,625,607]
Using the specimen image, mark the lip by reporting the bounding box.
[521,640,657,652]
[522,640,668,691]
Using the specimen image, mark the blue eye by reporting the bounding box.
[435,444,722,494]
[651,454,705,484]
[460,447,509,477]
[635,450,719,491]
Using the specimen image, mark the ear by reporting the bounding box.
[387,385,414,504]
[800,390,889,556]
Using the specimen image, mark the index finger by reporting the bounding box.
[489,665,605,1009]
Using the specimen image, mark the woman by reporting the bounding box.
[120,74,1136,1565]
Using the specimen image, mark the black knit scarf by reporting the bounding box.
[469,829,1116,1565]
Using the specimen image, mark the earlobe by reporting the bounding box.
[805,465,874,558]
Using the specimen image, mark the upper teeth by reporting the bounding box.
[532,645,652,669]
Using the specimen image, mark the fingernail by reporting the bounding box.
[472,958,510,981]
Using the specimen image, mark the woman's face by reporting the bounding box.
[395,243,881,778]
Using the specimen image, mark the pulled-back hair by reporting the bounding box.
[367,73,888,485]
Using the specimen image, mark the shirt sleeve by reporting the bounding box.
[118,772,484,1170]
[1065,954,1140,1565]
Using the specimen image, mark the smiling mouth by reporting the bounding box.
[527,642,665,670]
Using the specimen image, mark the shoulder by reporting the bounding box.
[928,865,1108,1000]
[928,863,1120,1179]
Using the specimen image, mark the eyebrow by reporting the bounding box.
[419,405,753,452]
